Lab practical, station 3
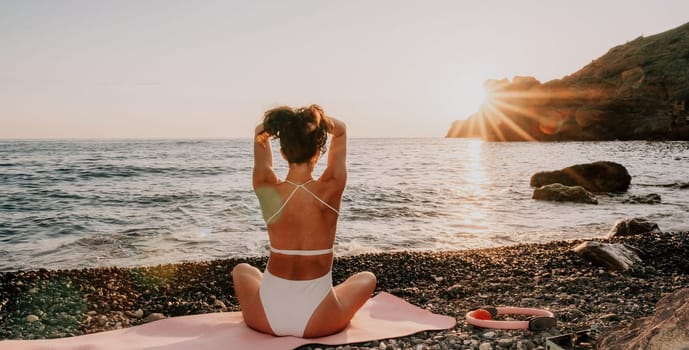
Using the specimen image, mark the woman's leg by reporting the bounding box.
[303,271,377,338]
[231,263,274,335]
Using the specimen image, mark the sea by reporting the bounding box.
[1,139,687,272]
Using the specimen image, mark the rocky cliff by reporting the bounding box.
[446,22,689,141]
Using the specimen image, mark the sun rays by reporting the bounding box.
[447,78,613,141]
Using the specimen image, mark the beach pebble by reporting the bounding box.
[213,299,226,309]
[482,331,496,338]
[608,217,660,238]
[143,313,165,323]
[25,315,39,323]
[600,313,619,321]
[133,309,144,318]
[519,340,537,350]
[479,342,493,350]
[497,338,514,348]
[572,241,642,270]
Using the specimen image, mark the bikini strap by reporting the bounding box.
[264,184,301,223]
[270,246,333,256]
[284,180,340,215]
[264,179,340,224]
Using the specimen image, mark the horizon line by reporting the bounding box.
[0,136,451,141]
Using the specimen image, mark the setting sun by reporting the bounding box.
[453,77,494,121]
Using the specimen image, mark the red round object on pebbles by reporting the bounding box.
[471,309,492,320]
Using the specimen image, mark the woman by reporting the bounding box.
[232,104,377,338]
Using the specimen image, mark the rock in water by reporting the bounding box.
[530,161,631,192]
[532,183,598,204]
[597,288,689,349]
[622,193,661,204]
[572,241,642,270]
[608,218,661,238]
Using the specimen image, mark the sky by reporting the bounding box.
[1,0,688,139]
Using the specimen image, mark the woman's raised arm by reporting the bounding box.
[253,124,278,188]
[321,116,347,186]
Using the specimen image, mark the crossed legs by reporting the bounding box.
[231,263,377,338]
[231,263,274,334]
[303,271,377,337]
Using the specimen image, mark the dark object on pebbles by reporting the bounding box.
[608,218,660,238]
[572,241,642,270]
[546,329,598,349]
[622,193,661,204]
[533,183,598,204]
[530,161,631,193]
[597,288,689,349]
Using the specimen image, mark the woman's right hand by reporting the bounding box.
[326,116,345,136]
[255,123,270,145]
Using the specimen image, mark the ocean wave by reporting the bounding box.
[132,192,205,205]
[221,202,258,217]
[35,189,86,200]
[636,181,689,189]
[334,240,382,256]
[344,186,417,204]
[345,204,445,220]
[63,228,173,249]
[75,165,229,179]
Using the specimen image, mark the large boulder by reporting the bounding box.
[532,183,598,204]
[597,288,689,349]
[608,218,661,238]
[530,161,631,192]
[572,241,642,270]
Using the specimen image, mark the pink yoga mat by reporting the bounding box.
[0,292,456,350]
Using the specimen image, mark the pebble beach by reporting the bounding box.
[1,230,688,349]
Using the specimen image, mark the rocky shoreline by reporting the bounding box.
[2,231,688,349]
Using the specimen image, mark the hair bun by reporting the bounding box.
[262,104,330,163]
[263,107,295,137]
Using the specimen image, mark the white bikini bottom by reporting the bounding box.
[259,269,333,337]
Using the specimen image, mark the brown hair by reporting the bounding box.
[261,104,332,164]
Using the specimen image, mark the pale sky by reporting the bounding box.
[1,0,688,139]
